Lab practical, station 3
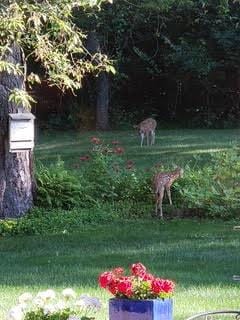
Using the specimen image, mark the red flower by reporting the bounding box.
[90,137,101,144]
[126,160,134,170]
[113,267,124,276]
[114,147,124,155]
[108,278,119,295]
[143,273,155,281]
[80,155,90,161]
[151,278,175,295]
[117,277,133,297]
[131,262,147,278]
[98,271,113,288]
[112,140,120,145]
[98,263,175,299]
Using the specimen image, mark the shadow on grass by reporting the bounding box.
[0,220,239,288]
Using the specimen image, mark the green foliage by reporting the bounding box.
[85,0,240,128]
[79,142,153,203]
[0,219,18,236]
[175,148,240,218]
[24,309,72,320]
[0,61,23,75]
[34,135,240,225]
[0,0,113,108]
[35,142,152,212]
[168,41,217,77]
[36,158,83,209]
[0,203,145,236]
[9,89,36,110]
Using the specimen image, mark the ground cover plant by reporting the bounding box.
[0,220,239,320]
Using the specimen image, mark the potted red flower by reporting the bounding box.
[98,262,175,320]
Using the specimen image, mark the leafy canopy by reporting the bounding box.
[0,0,113,108]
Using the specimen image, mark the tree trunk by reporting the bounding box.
[96,71,109,130]
[0,44,34,218]
[86,31,110,130]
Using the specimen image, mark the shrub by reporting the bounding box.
[174,148,240,218]
[36,158,96,209]
[0,202,153,237]
[79,141,153,203]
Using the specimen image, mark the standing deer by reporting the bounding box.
[153,167,183,219]
[134,118,157,147]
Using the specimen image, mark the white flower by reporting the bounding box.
[32,297,45,307]
[36,289,56,302]
[17,304,27,311]
[89,297,101,311]
[43,304,56,315]
[55,300,66,311]
[62,288,76,299]
[36,291,47,300]
[6,305,24,320]
[18,292,33,304]
[75,299,86,308]
[79,294,89,299]
[76,294,101,310]
[44,289,56,300]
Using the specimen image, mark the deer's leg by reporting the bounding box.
[146,132,149,146]
[166,187,172,205]
[157,188,164,219]
[155,195,159,215]
[140,132,144,147]
[151,130,155,145]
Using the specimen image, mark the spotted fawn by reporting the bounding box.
[153,167,183,219]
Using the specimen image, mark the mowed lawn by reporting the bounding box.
[0,220,239,320]
[35,129,240,169]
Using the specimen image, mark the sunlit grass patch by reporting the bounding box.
[35,129,240,169]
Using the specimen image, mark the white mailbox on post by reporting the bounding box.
[9,113,35,153]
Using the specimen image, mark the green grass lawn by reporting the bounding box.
[0,220,239,320]
[35,129,240,170]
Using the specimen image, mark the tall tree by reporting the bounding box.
[0,0,113,218]
[86,31,110,130]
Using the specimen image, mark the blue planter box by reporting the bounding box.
[109,298,173,320]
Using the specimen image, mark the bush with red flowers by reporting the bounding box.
[90,137,101,145]
[98,263,175,300]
